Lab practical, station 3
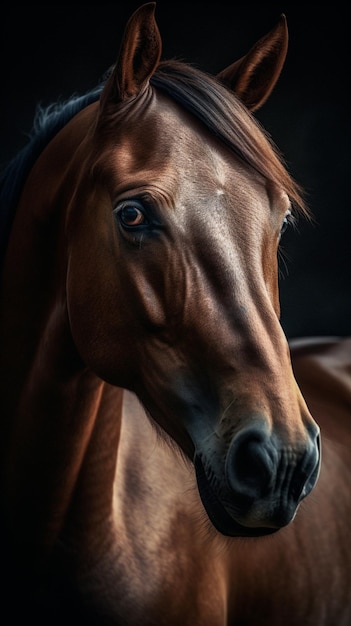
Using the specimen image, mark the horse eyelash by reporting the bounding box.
[287,211,298,229]
[278,246,291,280]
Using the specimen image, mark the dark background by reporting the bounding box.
[2,3,350,339]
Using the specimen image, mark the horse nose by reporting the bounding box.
[225,424,320,524]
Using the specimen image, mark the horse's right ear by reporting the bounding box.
[99,3,161,112]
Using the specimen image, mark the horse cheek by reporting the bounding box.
[66,227,137,387]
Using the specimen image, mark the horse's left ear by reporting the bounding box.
[217,15,288,111]
[99,2,161,111]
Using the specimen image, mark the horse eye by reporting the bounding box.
[118,204,147,228]
[280,210,294,237]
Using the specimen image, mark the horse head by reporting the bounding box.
[65,3,320,537]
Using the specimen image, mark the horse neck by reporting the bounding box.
[0,107,123,566]
[1,262,123,571]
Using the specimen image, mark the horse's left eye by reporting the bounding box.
[280,210,294,237]
[116,202,148,228]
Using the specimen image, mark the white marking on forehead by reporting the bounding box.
[211,149,228,187]
[216,189,225,197]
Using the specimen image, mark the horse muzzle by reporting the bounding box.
[194,422,321,537]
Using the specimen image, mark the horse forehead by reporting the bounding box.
[172,145,269,220]
[114,97,215,169]
[113,99,262,205]
[150,102,244,189]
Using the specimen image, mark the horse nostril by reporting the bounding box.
[226,427,277,499]
[225,426,320,507]
[293,431,321,501]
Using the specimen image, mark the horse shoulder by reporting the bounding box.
[62,390,228,625]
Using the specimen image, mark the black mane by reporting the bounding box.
[0,86,102,267]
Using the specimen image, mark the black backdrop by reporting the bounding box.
[2,3,350,339]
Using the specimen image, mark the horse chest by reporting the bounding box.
[52,529,228,626]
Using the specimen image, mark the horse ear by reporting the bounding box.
[99,2,161,109]
[217,15,288,111]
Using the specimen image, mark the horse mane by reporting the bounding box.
[0,86,103,268]
[151,60,307,215]
[0,59,307,268]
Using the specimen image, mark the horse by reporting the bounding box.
[1,3,350,624]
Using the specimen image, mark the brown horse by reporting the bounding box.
[0,3,350,624]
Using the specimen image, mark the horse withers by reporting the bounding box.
[0,3,350,625]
